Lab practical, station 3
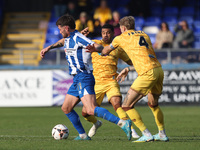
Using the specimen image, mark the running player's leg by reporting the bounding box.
[61,94,90,140]
[82,88,104,137]
[82,85,104,124]
[148,93,168,141]
[121,72,156,142]
[121,88,153,140]
[110,96,140,138]
[80,73,132,140]
[81,93,131,140]
[148,67,168,141]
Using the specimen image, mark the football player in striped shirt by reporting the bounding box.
[40,14,132,141]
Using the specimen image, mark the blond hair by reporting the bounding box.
[119,16,135,30]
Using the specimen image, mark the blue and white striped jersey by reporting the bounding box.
[64,30,94,75]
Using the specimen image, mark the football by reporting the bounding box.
[52,124,69,140]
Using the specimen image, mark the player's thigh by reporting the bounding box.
[131,68,159,95]
[61,94,80,114]
[149,67,164,95]
[95,84,106,106]
[148,67,164,105]
[106,81,121,101]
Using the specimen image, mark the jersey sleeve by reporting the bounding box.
[110,36,121,49]
[77,34,94,47]
[118,48,130,62]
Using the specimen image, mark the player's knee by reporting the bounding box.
[112,103,121,111]
[61,105,71,114]
[148,102,158,108]
[86,108,94,116]
[122,107,133,111]
[82,111,89,117]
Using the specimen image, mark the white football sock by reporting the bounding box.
[117,119,126,127]
[79,133,87,139]
[142,129,152,137]
[159,130,167,138]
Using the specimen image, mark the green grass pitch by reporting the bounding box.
[0,106,200,150]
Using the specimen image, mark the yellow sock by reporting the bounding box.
[116,107,129,120]
[116,107,134,129]
[84,115,97,124]
[126,108,147,132]
[149,106,164,131]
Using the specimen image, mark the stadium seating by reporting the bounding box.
[0,12,50,65]
[162,16,177,25]
[134,16,145,30]
[178,16,194,29]
[150,7,163,17]
[194,21,200,33]
[144,16,161,26]
[147,34,156,44]
[180,6,195,16]
[116,6,130,18]
[163,7,178,17]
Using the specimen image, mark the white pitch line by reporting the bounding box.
[0,135,52,138]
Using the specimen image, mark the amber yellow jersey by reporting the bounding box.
[92,39,130,83]
[111,30,161,76]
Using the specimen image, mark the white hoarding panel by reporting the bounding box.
[0,70,52,107]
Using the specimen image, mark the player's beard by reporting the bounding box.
[103,37,111,44]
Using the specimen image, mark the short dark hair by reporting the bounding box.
[102,24,114,32]
[56,14,76,29]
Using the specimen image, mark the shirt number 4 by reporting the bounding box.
[139,36,149,48]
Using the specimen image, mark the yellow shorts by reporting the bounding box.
[95,81,121,106]
[131,67,164,96]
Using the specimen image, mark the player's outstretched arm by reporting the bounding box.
[116,66,134,83]
[40,38,64,58]
[81,27,89,36]
[86,43,104,53]
[101,45,113,56]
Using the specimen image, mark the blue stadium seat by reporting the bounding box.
[150,7,162,17]
[45,34,60,44]
[134,17,145,25]
[194,21,200,33]
[144,17,161,26]
[134,17,145,30]
[47,27,60,35]
[162,16,177,25]
[117,6,129,18]
[180,7,195,16]
[194,33,200,42]
[163,7,178,17]
[194,42,200,49]
[147,34,156,44]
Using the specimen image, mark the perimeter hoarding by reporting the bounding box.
[0,70,73,107]
[120,70,200,105]
[0,70,53,107]
[0,70,199,107]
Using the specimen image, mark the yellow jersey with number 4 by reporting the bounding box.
[92,39,130,83]
[111,30,161,76]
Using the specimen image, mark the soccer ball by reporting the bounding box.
[52,124,69,140]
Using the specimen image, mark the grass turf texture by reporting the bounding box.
[0,106,200,150]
